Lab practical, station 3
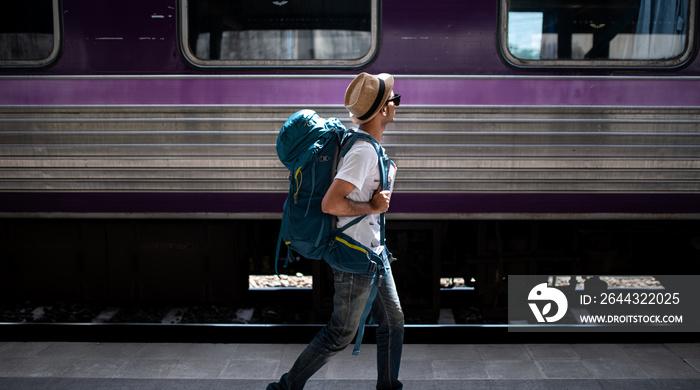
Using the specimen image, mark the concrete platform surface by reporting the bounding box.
[1,342,700,389]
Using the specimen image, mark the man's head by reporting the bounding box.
[345,72,396,125]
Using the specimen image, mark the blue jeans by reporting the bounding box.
[268,266,404,390]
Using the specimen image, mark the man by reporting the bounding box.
[267,72,404,390]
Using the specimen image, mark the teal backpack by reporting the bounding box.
[274,109,386,271]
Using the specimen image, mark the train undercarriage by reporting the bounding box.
[2,218,698,324]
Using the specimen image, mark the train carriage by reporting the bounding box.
[1,0,699,319]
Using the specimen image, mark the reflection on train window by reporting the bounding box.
[0,0,60,67]
[502,0,694,67]
[181,0,377,67]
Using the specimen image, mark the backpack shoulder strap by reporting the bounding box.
[341,131,388,187]
[339,130,390,246]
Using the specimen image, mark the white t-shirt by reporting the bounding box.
[334,134,384,255]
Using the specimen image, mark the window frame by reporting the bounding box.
[179,0,379,69]
[498,0,698,69]
[0,0,61,68]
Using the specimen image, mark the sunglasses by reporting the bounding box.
[386,94,401,107]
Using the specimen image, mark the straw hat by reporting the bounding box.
[344,73,394,125]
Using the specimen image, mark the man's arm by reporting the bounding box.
[321,178,390,217]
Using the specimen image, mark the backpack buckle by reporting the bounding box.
[367,261,377,273]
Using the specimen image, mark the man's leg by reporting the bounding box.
[269,268,375,390]
[372,268,404,390]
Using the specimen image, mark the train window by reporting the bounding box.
[501,0,696,68]
[180,0,377,68]
[0,0,60,68]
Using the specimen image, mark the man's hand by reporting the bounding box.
[370,190,391,214]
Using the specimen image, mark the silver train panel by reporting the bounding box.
[0,105,698,194]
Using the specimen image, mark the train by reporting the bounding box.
[1,0,699,321]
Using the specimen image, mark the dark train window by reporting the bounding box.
[180,0,377,68]
[501,0,695,68]
[0,0,60,67]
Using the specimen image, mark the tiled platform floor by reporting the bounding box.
[1,342,700,389]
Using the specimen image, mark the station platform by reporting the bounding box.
[1,341,700,389]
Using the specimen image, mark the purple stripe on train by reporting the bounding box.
[2,193,699,215]
[1,77,699,106]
